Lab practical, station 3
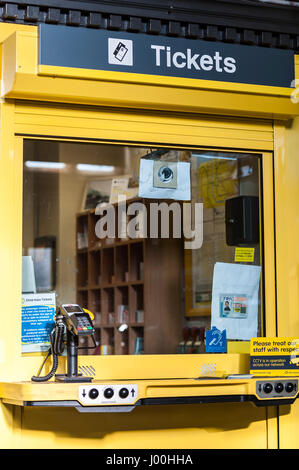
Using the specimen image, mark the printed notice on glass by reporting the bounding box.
[21,293,56,353]
[250,337,299,376]
[234,247,255,263]
[211,262,261,340]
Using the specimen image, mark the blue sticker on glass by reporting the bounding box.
[205,326,227,353]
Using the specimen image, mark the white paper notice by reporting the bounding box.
[211,262,261,340]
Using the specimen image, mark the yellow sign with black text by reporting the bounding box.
[235,247,255,263]
[250,337,299,376]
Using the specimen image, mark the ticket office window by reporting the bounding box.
[22,140,262,355]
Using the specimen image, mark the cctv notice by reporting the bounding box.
[250,337,299,376]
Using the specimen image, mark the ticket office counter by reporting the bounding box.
[0,23,299,449]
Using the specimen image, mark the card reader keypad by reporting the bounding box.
[78,384,138,405]
[75,314,94,335]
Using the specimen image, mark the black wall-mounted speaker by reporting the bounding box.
[225,195,259,246]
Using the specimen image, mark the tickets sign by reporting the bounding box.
[250,337,299,376]
[39,24,295,88]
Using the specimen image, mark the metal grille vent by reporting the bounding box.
[78,364,96,378]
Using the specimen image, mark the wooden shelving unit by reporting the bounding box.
[76,198,184,355]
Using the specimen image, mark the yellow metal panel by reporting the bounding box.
[0,24,36,80]
[262,153,277,337]
[17,353,250,383]
[0,378,264,403]
[0,103,25,449]
[14,111,273,149]
[279,402,299,449]
[0,103,23,381]
[14,101,273,151]
[0,23,36,43]
[274,121,299,337]
[273,119,299,449]
[12,403,266,449]
[1,28,299,119]
[1,376,295,405]
[38,63,293,98]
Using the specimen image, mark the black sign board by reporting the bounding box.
[39,24,294,88]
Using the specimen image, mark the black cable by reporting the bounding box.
[54,321,65,355]
[31,323,64,382]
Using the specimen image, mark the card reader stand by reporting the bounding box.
[36,304,98,384]
[55,330,93,383]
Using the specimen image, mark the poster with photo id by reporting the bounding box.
[211,262,261,340]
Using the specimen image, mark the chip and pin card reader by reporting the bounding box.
[30,303,97,384]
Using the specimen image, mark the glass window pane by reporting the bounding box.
[22,141,262,355]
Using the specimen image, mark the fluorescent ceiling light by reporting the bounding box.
[192,153,237,161]
[25,161,66,170]
[76,164,115,173]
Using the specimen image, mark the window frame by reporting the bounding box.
[0,99,276,381]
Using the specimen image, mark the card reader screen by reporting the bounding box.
[63,305,83,314]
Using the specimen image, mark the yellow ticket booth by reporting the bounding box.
[0,16,299,449]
